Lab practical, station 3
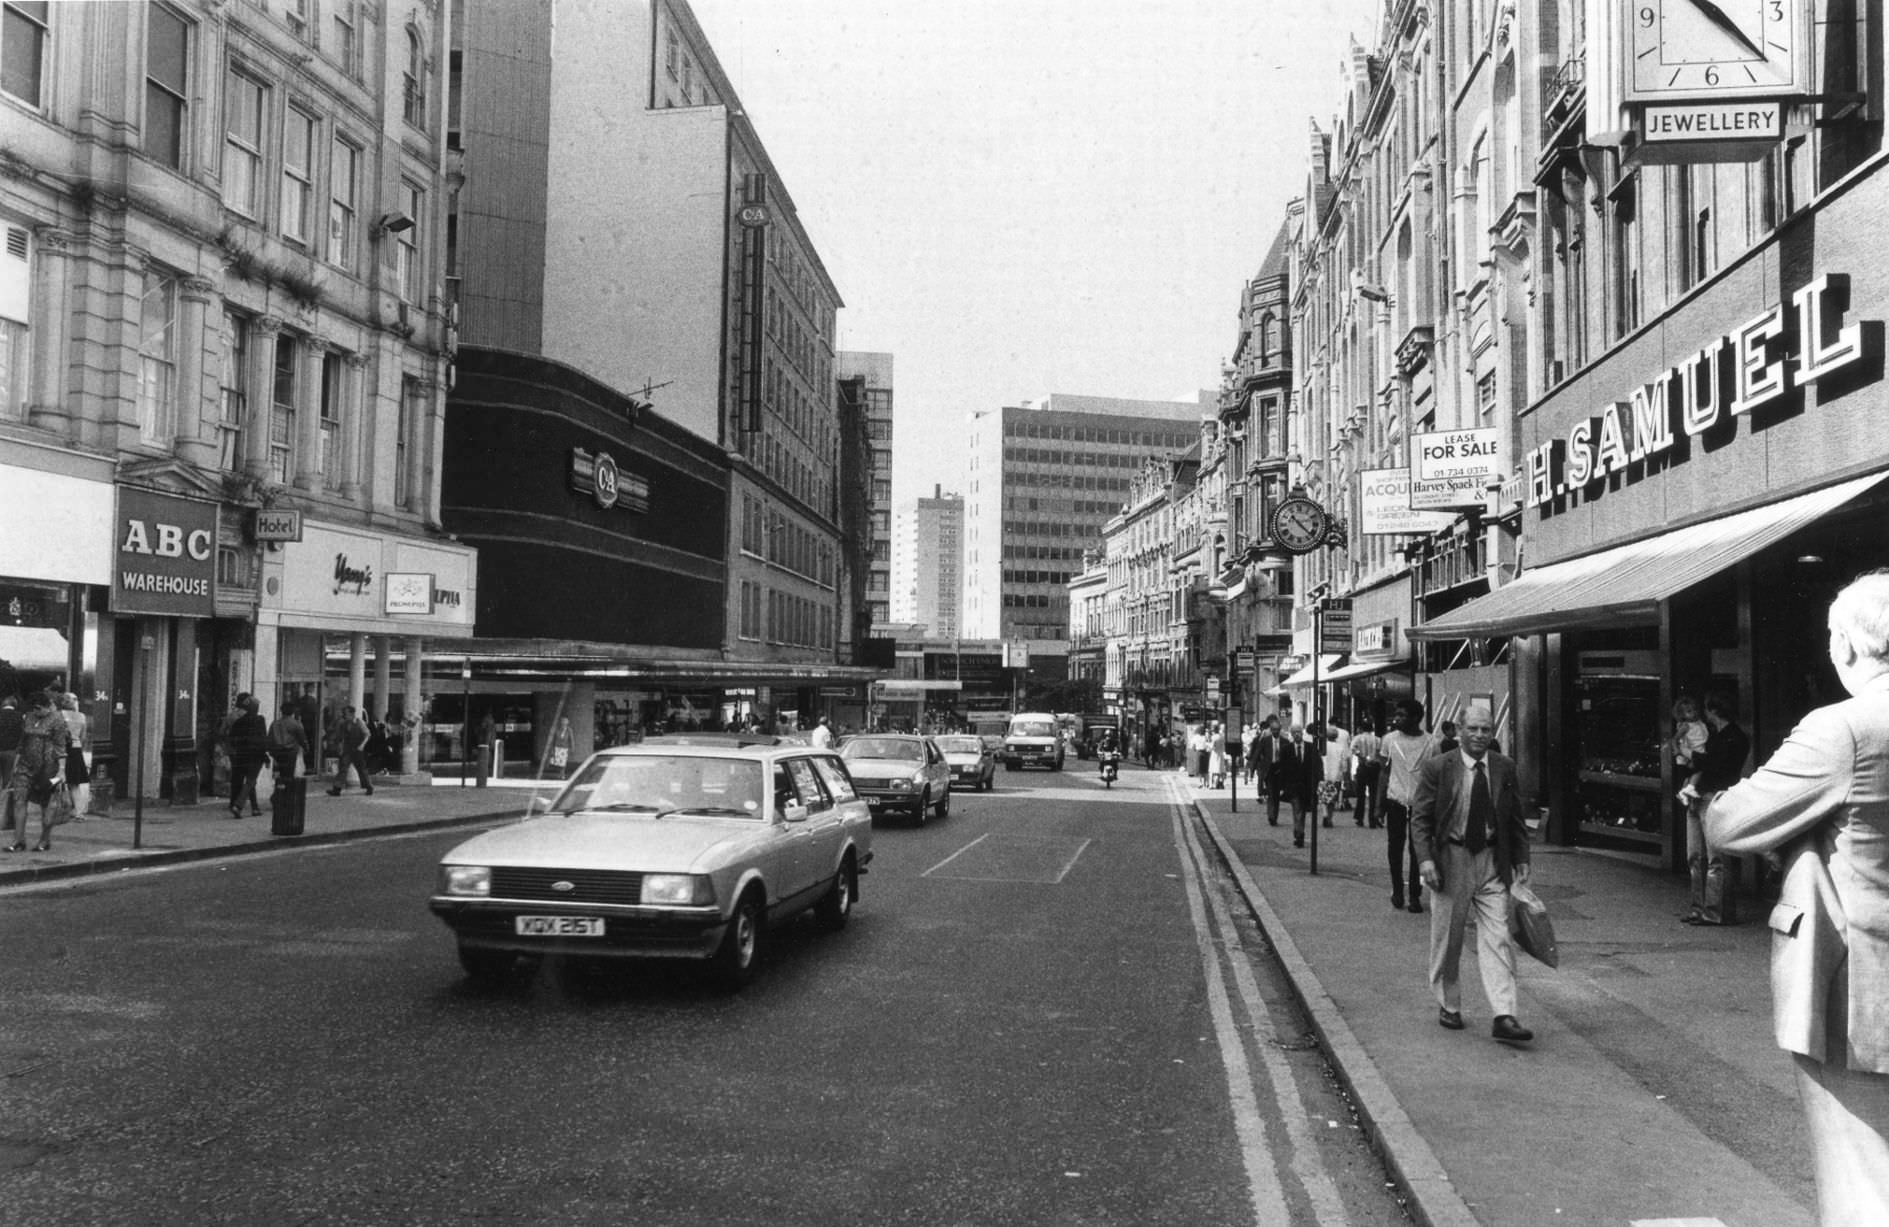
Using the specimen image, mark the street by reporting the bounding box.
[0,765,1409,1226]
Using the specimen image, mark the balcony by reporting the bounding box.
[1540,53,1585,152]
[1395,325,1434,376]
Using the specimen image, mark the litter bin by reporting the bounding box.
[271,777,308,837]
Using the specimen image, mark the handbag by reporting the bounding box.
[1508,879,1560,968]
[45,781,74,827]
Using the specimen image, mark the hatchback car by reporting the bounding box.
[429,740,872,989]
[839,734,951,822]
[934,734,995,792]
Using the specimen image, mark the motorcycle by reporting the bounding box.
[1100,750,1120,788]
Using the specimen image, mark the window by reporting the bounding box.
[137,272,177,445]
[284,0,309,40]
[330,0,359,77]
[145,5,190,169]
[222,69,266,215]
[395,376,418,508]
[395,181,421,303]
[319,350,343,489]
[328,135,358,270]
[402,27,426,128]
[2,0,49,108]
[280,107,315,243]
[0,224,28,421]
[271,334,296,482]
[218,311,247,470]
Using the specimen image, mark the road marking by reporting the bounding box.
[1173,786,1352,1226]
[920,834,989,878]
[921,835,1092,883]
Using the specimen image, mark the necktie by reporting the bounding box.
[1467,760,1493,854]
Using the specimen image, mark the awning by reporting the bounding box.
[1323,657,1406,684]
[1276,654,1344,689]
[1411,471,1889,640]
[0,626,70,671]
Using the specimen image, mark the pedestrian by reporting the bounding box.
[1701,572,1889,1226]
[5,690,69,853]
[1240,721,1258,784]
[365,714,393,776]
[1411,702,1533,1044]
[327,705,375,797]
[1257,717,1288,828]
[1381,700,1434,914]
[225,695,267,818]
[1668,694,1709,776]
[0,693,22,833]
[267,700,307,787]
[545,715,576,776]
[1279,722,1317,848]
[56,693,90,818]
[1207,722,1227,788]
[1677,693,1750,926]
[296,688,321,775]
[1320,721,1351,825]
[810,715,834,749]
[1436,719,1459,756]
[1351,720,1385,828]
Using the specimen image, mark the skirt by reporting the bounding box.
[66,746,87,783]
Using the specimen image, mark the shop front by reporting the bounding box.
[260,518,477,777]
[1415,172,1889,871]
[1323,577,1415,735]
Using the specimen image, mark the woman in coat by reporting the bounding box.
[6,690,69,852]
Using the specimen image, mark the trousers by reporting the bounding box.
[1428,842,1517,1017]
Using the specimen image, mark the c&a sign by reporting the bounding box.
[113,487,217,618]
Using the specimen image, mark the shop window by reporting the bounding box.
[137,271,178,445]
[221,68,266,216]
[3,0,49,109]
[0,223,28,422]
[145,4,190,170]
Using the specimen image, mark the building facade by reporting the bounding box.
[0,0,471,803]
[836,351,894,632]
[894,484,963,638]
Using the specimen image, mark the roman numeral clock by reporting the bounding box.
[1620,0,1809,164]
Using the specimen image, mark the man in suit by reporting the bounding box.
[1412,702,1533,1043]
[1261,716,1294,831]
[1707,570,1889,1226]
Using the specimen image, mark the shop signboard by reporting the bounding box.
[1355,620,1398,654]
[113,486,217,618]
[1319,598,1354,653]
[1410,428,1501,510]
[254,508,303,543]
[1360,468,1457,534]
[384,572,436,615]
[276,521,476,634]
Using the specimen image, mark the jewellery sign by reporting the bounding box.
[114,487,218,618]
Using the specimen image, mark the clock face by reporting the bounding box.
[1270,497,1330,554]
[1628,0,1801,99]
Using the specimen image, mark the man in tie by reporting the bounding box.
[1411,703,1534,1043]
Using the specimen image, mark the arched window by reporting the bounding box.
[1259,312,1278,365]
[403,28,426,127]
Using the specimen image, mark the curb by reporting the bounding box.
[1192,797,1483,1227]
[0,810,516,889]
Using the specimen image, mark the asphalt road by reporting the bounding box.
[0,763,1410,1227]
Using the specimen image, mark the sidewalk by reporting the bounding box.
[1184,771,1816,1227]
[0,776,552,887]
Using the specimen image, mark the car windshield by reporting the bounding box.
[842,738,923,762]
[936,737,983,754]
[1010,721,1056,738]
[552,755,765,818]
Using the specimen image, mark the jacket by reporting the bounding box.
[1410,748,1531,886]
[1706,678,1889,1071]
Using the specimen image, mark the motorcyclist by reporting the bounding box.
[1098,729,1121,776]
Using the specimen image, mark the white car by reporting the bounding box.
[429,737,872,989]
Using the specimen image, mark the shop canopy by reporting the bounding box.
[1270,654,1344,693]
[1409,470,1889,640]
[1321,656,1407,684]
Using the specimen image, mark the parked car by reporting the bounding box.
[934,734,996,792]
[839,734,952,822]
[428,741,872,989]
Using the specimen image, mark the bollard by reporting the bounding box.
[475,740,490,787]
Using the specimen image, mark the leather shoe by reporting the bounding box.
[1407,901,1424,914]
[1492,1015,1533,1043]
[1438,1008,1465,1030]
[1391,897,1405,911]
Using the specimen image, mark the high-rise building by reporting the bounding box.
[894,486,963,638]
[837,352,894,632]
[963,395,1203,645]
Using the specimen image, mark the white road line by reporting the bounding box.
[1049,837,1092,884]
[1169,796,1293,1226]
[1173,784,1353,1227]
[919,832,989,877]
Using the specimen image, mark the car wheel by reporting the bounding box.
[458,943,516,985]
[934,788,950,820]
[713,889,764,990]
[816,856,856,931]
[914,789,929,825]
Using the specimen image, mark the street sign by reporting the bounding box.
[1320,598,1353,653]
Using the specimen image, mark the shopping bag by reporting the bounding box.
[46,782,75,827]
[1508,879,1559,968]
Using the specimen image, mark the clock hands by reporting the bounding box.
[1681,0,1768,59]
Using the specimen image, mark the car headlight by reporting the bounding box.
[440,865,491,897]
[642,873,712,905]
[889,777,911,791]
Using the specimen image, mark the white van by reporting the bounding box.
[1002,712,1065,771]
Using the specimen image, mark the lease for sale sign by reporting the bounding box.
[1410,428,1501,510]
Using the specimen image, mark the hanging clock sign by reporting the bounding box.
[1624,0,1807,102]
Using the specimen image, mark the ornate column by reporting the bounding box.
[294,336,331,490]
[26,227,73,440]
[343,351,371,503]
[347,633,367,712]
[244,315,285,481]
[172,275,219,469]
[372,635,393,721]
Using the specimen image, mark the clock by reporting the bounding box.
[1270,496,1331,555]
[1627,0,1804,100]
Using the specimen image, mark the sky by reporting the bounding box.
[687,0,1384,512]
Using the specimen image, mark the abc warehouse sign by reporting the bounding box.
[1525,274,1869,510]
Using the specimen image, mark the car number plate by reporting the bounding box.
[515,915,603,937]
[866,796,883,808]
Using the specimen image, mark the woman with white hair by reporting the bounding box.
[57,691,89,819]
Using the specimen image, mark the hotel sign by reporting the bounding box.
[1526,273,1876,514]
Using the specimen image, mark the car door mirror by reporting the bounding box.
[784,802,810,823]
